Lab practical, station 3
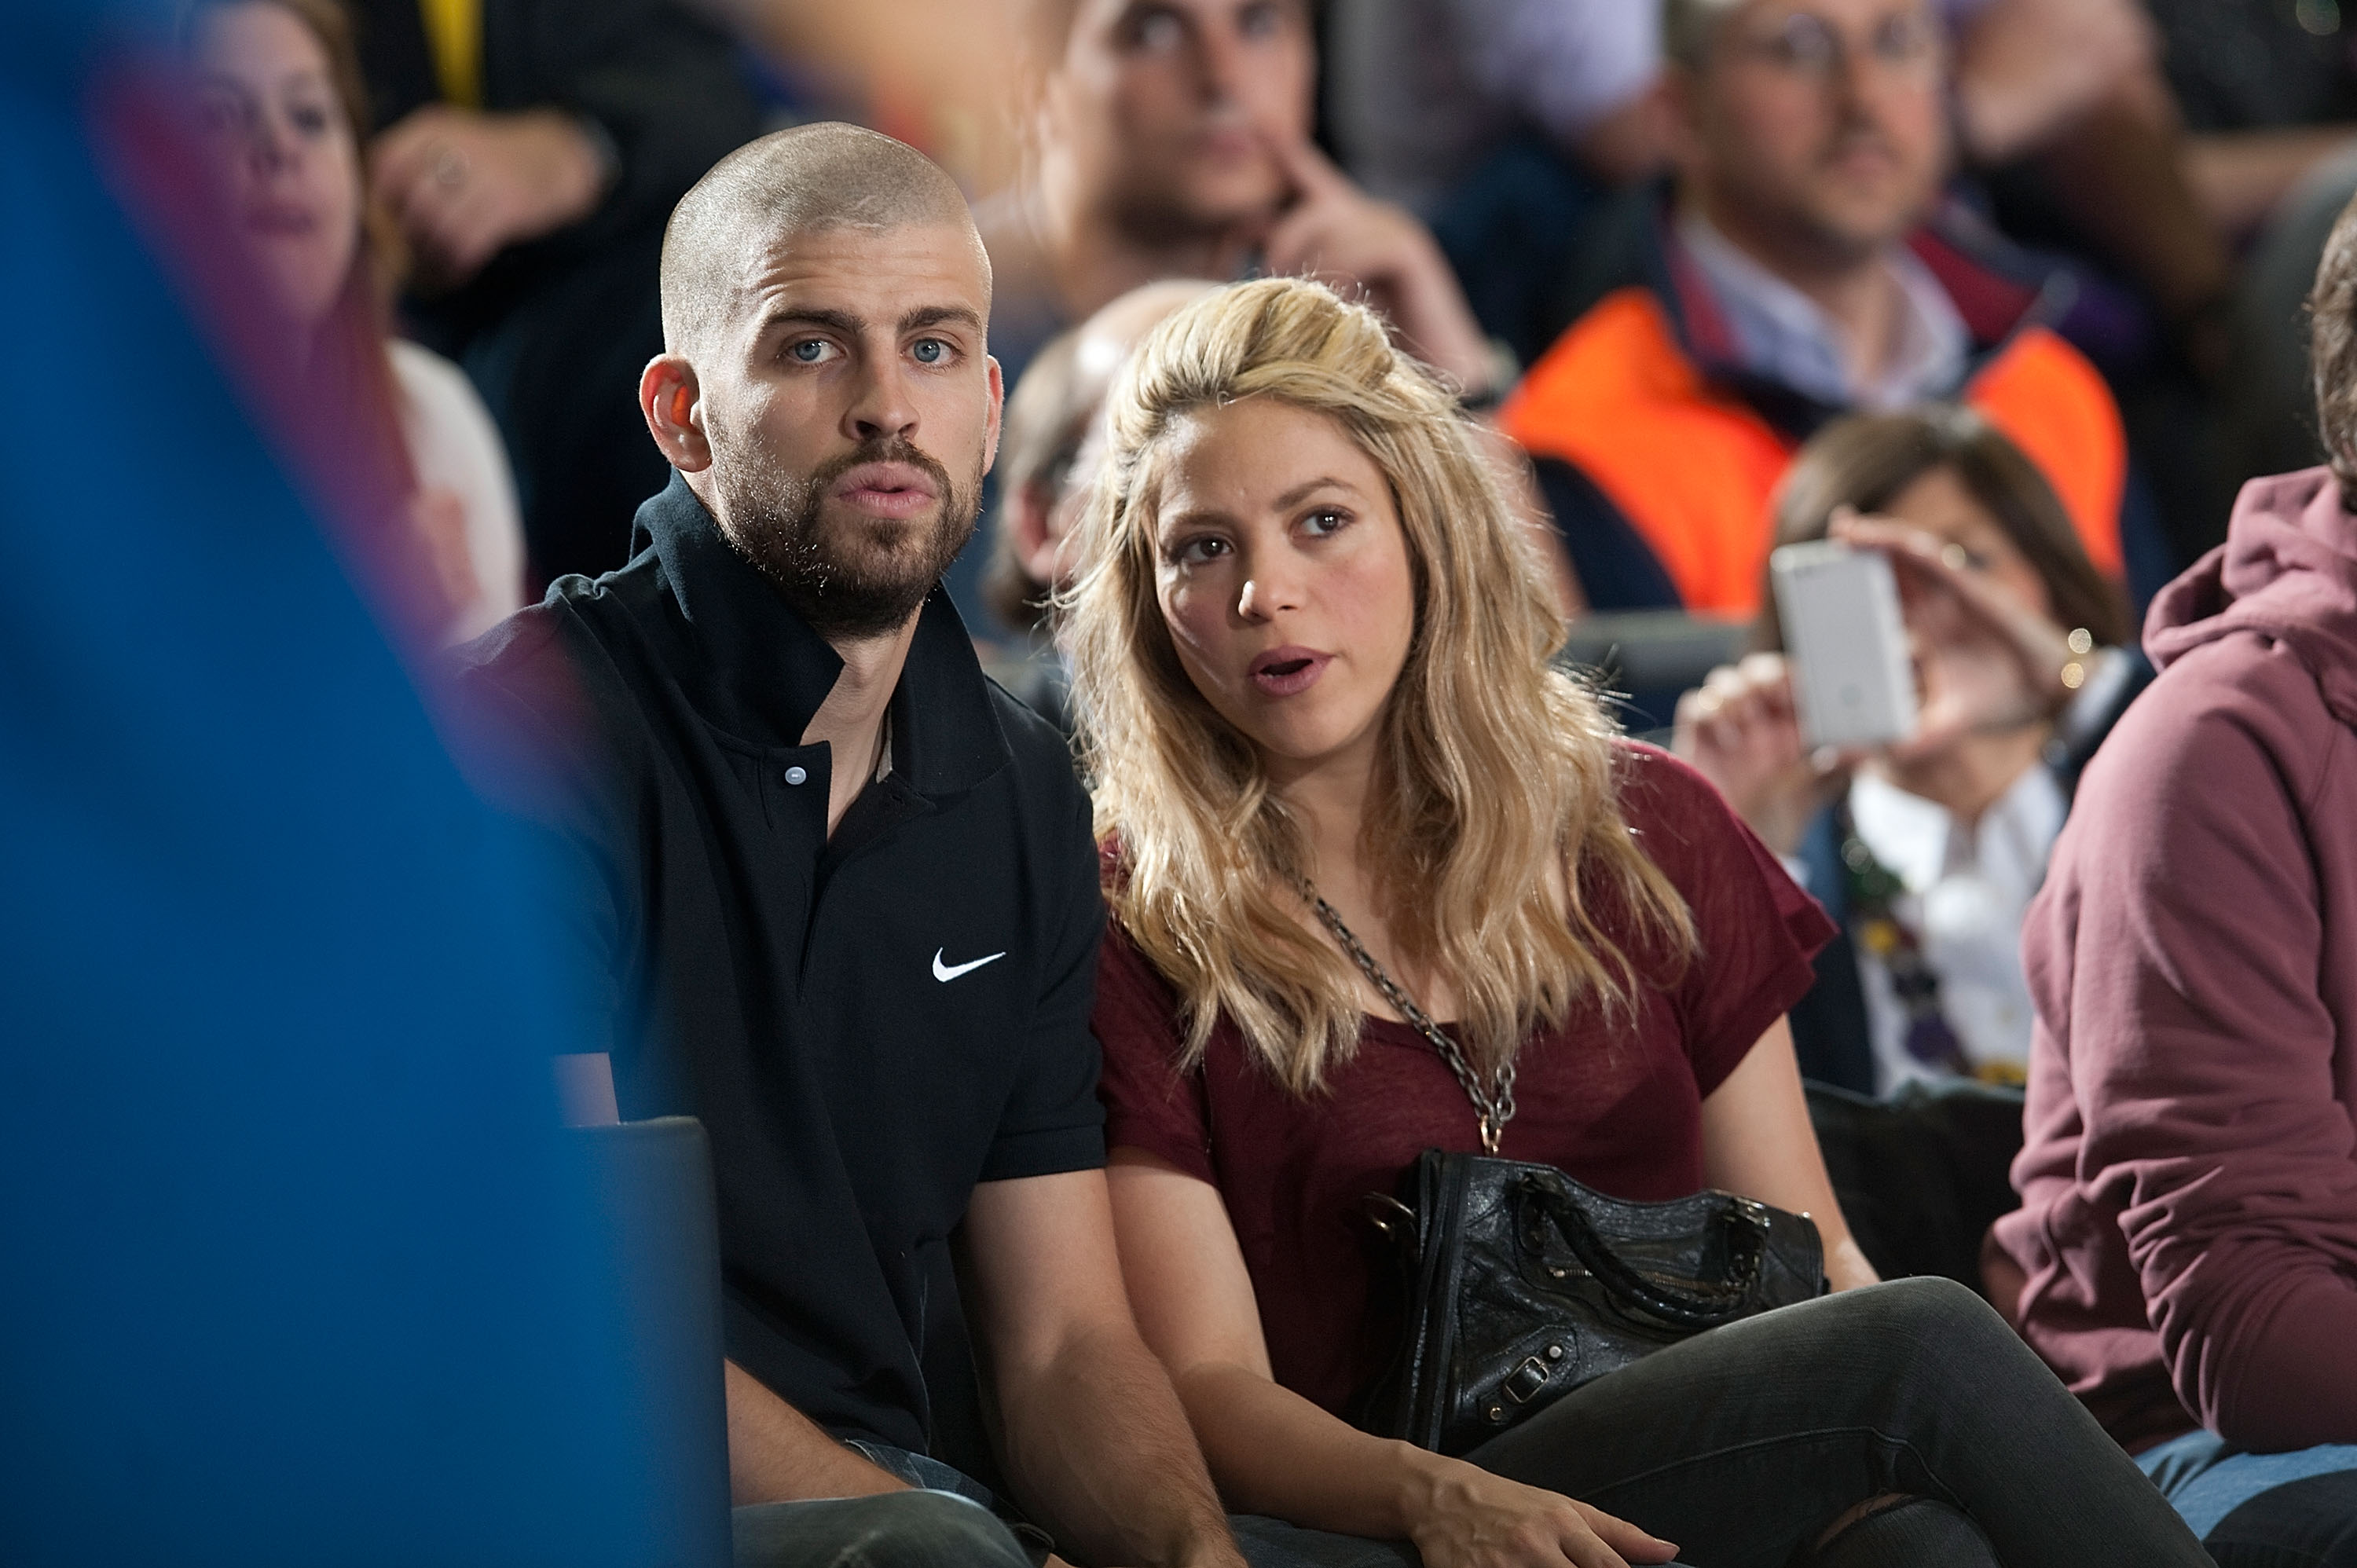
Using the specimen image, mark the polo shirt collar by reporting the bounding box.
[632,472,1014,797]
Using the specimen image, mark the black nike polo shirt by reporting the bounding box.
[457,474,1107,1453]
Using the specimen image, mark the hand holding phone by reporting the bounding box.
[1769,541,1919,749]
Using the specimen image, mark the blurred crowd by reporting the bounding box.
[14,0,2357,1563]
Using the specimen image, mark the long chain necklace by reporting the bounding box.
[1299,881,1517,1153]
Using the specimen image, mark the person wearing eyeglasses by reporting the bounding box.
[1497,0,2132,623]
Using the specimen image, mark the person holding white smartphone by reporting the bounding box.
[1673,405,2142,1095]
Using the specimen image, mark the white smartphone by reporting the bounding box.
[1769,541,1918,749]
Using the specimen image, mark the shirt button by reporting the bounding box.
[783,766,808,786]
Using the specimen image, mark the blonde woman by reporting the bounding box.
[1062,277,2212,1568]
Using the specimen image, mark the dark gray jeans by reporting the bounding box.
[1235,1277,2216,1567]
[741,1280,2206,1567]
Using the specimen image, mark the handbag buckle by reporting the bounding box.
[1502,1354,1552,1405]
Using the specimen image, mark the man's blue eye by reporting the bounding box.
[913,339,945,365]
[791,341,828,363]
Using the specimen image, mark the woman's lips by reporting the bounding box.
[244,203,317,236]
[1248,647,1331,698]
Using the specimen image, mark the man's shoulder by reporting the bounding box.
[978,674,1088,821]
[445,569,666,793]
[456,578,621,713]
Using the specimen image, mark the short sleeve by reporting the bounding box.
[1091,922,1218,1184]
[1615,743,1837,1097]
[979,771,1108,1183]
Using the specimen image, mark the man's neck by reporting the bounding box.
[802,616,920,837]
[1690,191,1905,394]
[1036,165,1255,321]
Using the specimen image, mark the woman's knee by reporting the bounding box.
[1801,1496,1999,1568]
[1819,1276,2022,1368]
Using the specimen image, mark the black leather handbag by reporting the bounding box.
[1356,1149,1829,1457]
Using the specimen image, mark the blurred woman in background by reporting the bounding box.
[189,0,523,645]
[1674,408,2142,1096]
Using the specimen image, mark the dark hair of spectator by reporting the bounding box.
[2310,190,2357,509]
[1761,406,2132,649]
[984,326,1088,634]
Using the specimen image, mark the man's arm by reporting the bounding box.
[723,1360,911,1504]
[962,1169,1244,1568]
[2049,683,2357,1449]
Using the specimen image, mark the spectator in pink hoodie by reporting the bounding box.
[1986,191,2357,1566]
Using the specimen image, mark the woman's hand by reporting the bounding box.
[1827,511,2077,761]
[373,106,610,287]
[1672,652,1855,858]
[1404,1454,1678,1568]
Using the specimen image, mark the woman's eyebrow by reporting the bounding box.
[1158,504,1233,533]
[1273,476,1361,509]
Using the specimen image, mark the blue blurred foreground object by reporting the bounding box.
[0,5,724,1563]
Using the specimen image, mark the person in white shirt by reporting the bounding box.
[189,0,525,646]
[1673,405,2143,1094]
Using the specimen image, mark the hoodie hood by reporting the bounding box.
[2146,466,2357,727]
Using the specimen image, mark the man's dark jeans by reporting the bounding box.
[2142,1427,2357,1566]
[731,1490,1035,1568]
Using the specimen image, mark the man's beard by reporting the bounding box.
[707,434,982,641]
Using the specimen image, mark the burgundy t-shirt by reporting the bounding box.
[1093,743,1836,1418]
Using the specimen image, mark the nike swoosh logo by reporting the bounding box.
[932,948,1006,983]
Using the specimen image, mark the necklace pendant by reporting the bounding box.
[1479,1116,1503,1156]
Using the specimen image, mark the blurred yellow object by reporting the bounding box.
[420,0,482,109]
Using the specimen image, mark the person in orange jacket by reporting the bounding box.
[1502,0,2132,620]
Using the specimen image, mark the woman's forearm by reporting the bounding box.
[1171,1361,1450,1537]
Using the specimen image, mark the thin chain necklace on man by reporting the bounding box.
[1299,879,1517,1154]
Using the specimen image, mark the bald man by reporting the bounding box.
[458,125,1246,1568]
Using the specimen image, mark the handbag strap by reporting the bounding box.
[1522,1175,1769,1330]
[1299,880,1517,1153]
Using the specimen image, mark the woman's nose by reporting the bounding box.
[245,115,290,174]
[1235,570,1299,621]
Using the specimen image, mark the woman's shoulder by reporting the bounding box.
[1606,738,1754,866]
[1605,735,1834,951]
[387,339,510,482]
[388,339,482,419]
[1091,901,1186,1042]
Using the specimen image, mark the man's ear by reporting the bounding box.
[1010,478,1059,584]
[981,354,1006,478]
[1655,68,1708,174]
[640,356,710,473]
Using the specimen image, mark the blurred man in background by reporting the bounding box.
[982,277,1216,727]
[1502,0,2129,618]
[984,0,1502,405]
[349,0,761,584]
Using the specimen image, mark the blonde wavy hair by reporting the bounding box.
[1060,277,1696,1095]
